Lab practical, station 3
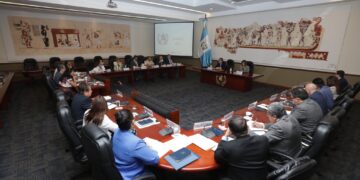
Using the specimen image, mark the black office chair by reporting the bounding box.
[56,101,87,163]
[226,59,234,73]
[327,106,346,120]
[94,56,103,65]
[109,55,117,70]
[23,58,39,71]
[267,156,317,180]
[81,123,156,180]
[351,81,360,97]
[246,61,254,76]
[301,120,333,158]
[49,57,61,70]
[74,56,85,69]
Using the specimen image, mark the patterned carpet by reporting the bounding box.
[0,70,359,180]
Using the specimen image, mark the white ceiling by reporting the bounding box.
[0,0,354,22]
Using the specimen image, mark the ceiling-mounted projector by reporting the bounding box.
[107,0,117,8]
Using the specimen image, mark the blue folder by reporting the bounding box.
[164,148,200,170]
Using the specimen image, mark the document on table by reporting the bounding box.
[143,137,170,158]
[247,120,267,136]
[189,134,218,151]
[163,134,192,152]
[107,102,117,109]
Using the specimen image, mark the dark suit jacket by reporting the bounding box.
[215,135,269,180]
[310,91,328,114]
[265,115,302,158]
[215,62,227,70]
[71,94,92,121]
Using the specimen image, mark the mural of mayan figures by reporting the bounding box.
[13,20,33,48]
[214,17,323,54]
[8,16,131,56]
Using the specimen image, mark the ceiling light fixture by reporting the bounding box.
[132,0,208,14]
[0,0,167,21]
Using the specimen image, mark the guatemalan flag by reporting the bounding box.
[199,17,212,68]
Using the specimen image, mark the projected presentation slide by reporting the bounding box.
[155,23,193,56]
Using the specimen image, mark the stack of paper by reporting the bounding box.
[163,134,192,152]
[189,134,218,151]
[246,121,267,135]
[143,137,170,157]
[107,102,117,109]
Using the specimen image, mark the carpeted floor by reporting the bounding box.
[0,70,359,180]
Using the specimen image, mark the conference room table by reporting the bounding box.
[200,68,263,92]
[59,74,111,97]
[105,93,281,172]
[92,64,186,83]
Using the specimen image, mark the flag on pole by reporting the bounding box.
[199,17,212,68]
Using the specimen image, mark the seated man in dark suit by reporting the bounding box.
[336,70,349,93]
[253,102,302,158]
[215,58,226,70]
[305,83,328,114]
[290,87,323,137]
[71,82,92,121]
[215,116,269,180]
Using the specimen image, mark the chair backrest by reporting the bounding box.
[109,55,117,70]
[94,56,103,65]
[304,120,333,158]
[56,101,87,163]
[268,156,316,180]
[327,106,346,120]
[246,61,254,75]
[74,56,85,67]
[341,96,354,111]
[23,58,39,71]
[55,89,66,103]
[81,123,123,180]
[49,57,61,69]
[352,81,360,97]
[226,59,234,73]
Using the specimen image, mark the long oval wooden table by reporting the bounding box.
[105,94,277,172]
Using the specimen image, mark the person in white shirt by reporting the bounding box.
[144,56,154,68]
[90,59,106,74]
[83,96,118,138]
[167,54,174,64]
[113,58,124,71]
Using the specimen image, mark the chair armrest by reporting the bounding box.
[267,151,295,170]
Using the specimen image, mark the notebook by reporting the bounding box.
[164,148,200,170]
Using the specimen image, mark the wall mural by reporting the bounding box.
[8,16,131,56]
[213,17,327,60]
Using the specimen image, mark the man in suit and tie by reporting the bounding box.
[215,116,269,180]
[215,58,226,70]
[291,87,324,136]
[253,102,302,158]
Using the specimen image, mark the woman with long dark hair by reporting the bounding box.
[83,96,118,137]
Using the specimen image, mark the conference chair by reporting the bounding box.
[335,95,354,112]
[226,59,234,73]
[267,156,317,180]
[327,106,346,120]
[301,119,334,158]
[74,56,86,71]
[81,123,156,180]
[93,56,105,69]
[49,57,61,70]
[351,81,360,98]
[23,58,39,71]
[56,101,87,164]
[246,61,254,76]
[108,55,117,70]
